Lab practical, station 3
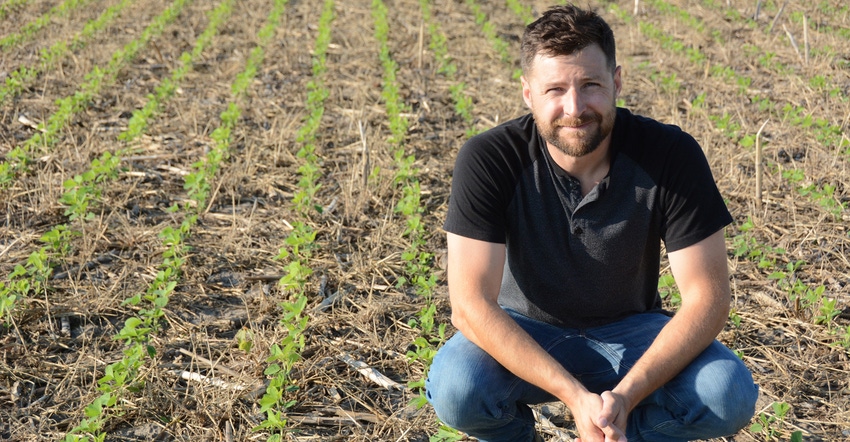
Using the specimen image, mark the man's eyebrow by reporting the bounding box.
[582,72,608,82]
[540,74,605,88]
[540,80,565,88]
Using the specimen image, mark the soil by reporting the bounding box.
[1,0,849,441]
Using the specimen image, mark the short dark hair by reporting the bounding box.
[521,4,616,74]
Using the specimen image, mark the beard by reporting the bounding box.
[537,106,616,158]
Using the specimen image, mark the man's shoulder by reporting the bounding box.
[615,107,688,144]
[458,113,538,168]
[467,113,536,147]
[613,107,700,165]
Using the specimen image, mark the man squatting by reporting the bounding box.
[425,4,758,442]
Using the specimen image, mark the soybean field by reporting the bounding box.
[1,0,849,440]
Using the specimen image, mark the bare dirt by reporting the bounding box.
[1,0,849,441]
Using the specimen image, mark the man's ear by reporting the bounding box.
[521,75,533,110]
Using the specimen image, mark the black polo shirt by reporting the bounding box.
[443,108,732,329]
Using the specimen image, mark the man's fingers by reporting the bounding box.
[599,419,627,442]
[598,391,629,437]
[599,391,620,417]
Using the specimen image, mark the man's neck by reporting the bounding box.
[546,139,612,196]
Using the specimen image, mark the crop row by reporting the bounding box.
[0,0,301,438]
[56,0,249,440]
[22,0,231,297]
[0,0,193,186]
[615,3,848,221]
[611,4,848,435]
[465,0,515,76]
[374,0,435,391]
[254,0,328,439]
[0,0,197,326]
[7,0,845,439]
[0,0,93,50]
[0,0,133,105]
[649,0,849,106]
[641,2,848,220]
[121,0,236,142]
[643,0,850,350]
[420,0,476,137]
[1,0,446,437]
[0,0,32,21]
[701,0,850,41]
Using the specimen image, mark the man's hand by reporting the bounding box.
[599,391,630,436]
[571,390,628,442]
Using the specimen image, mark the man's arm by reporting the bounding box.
[446,232,625,441]
[604,229,732,430]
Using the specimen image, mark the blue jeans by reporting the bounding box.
[425,310,758,442]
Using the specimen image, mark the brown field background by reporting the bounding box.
[1,0,848,440]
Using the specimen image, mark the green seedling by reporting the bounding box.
[465,0,511,65]
[236,328,254,353]
[0,0,191,185]
[430,425,466,442]
[505,0,534,24]
[0,0,32,21]
[1,0,133,105]
[750,401,802,442]
[0,0,93,50]
[835,325,850,350]
[657,273,681,308]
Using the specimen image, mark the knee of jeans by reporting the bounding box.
[425,372,487,431]
[722,379,758,433]
[696,359,759,434]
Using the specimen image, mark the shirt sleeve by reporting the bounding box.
[659,130,733,252]
[443,133,515,244]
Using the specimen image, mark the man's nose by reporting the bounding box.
[562,88,586,117]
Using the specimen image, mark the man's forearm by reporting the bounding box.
[614,230,733,411]
[446,233,589,408]
[612,294,728,412]
[452,299,589,409]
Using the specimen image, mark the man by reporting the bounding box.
[425,4,757,442]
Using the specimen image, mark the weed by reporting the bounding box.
[651,72,681,95]
[729,309,742,328]
[731,218,785,266]
[430,425,466,442]
[834,326,850,350]
[708,113,741,140]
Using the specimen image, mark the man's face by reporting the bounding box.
[521,44,621,158]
